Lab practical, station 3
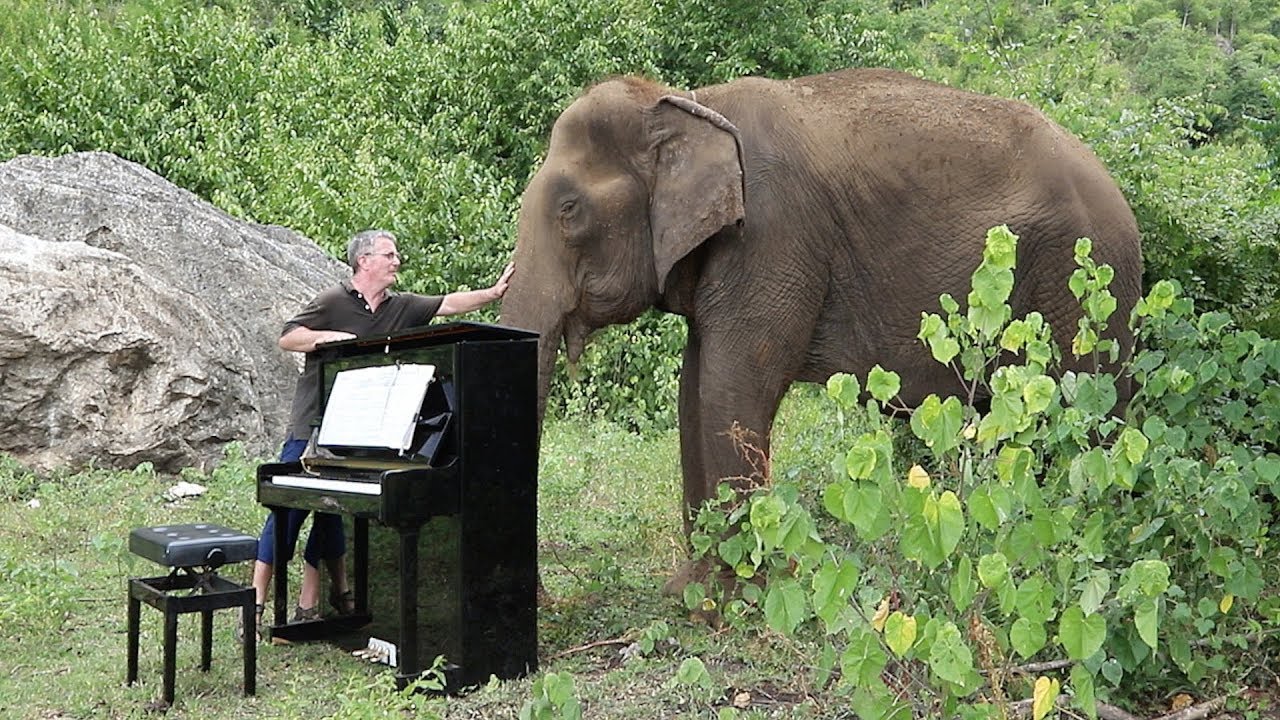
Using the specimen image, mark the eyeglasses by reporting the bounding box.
[364,251,401,262]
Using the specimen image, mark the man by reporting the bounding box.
[248,228,514,639]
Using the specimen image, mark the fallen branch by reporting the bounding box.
[1190,629,1280,649]
[1150,693,1234,720]
[1094,702,1145,720]
[1006,696,1142,720]
[547,637,631,661]
[999,658,1075,677]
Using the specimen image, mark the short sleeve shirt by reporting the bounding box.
[284,279,443,439]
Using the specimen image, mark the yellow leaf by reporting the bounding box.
[872,596,891,632]
[1170,694,1194,711]
[1032,676,1060,720]
[1220,594,1234,614]
[884,611,918,656]
[907,464,931,489]
[962,423,977,440]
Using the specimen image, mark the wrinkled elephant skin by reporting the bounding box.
[500,68,1142,552]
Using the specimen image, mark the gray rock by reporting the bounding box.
[0,152,347,473]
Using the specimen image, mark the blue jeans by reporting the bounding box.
[255,436,345,567]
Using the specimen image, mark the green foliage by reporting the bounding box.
[520,672,582,720]
[689,227,1279,713]
[328,661,448,718]
[552,313,685,432]
[1244,76,1280,177]
[650,0,907,87]
[1124,16,1227,101]
[669,656,718,704]
[1,0,1277,429]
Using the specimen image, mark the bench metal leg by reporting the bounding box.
[200,609,213,671]
[163,609,179,706]
[242,595,257,696]
[126,593,140,685]
[127,570,258,704]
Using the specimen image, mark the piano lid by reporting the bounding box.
[315,321,538,360]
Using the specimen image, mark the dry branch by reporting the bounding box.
[996,658,1075,677]
[547,638,631,661]
[1150,693,1234,720]
[1006,696,1142,720]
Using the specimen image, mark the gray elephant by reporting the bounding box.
[499,68,1142,540]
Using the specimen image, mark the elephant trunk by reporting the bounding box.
[500,290,566,434]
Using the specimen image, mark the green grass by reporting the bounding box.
[0,389,850,720]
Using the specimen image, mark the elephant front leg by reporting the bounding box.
[663,337,712,597]
[678,326,792,531]
[677,336,708,537]
[666,332,791,597]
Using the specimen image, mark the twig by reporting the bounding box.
[546,637,631,661]
[1006,696,1141,720]
[1150,693,1235,720]
[991,658,1075,677]
[1094,702,1144,720]
[1191,629,1280,648]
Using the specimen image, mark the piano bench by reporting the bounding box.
[125,523,258,707]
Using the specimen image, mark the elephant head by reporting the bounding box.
[500,78,746,424]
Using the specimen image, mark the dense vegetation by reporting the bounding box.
[1,0,1277,428]
[687,230,1280,716]
[2,0,1278,717]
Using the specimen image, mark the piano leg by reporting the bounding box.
[354,518,369,615]
[271,507,289,630]
[397,528,420,685]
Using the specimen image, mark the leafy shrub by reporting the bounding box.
[686,227,1279,715]
[1,0,1276,431]
[520,671,582,720]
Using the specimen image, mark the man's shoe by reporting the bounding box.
[235,603,265,643]
[291,605,322,623]
[329,587,356,615]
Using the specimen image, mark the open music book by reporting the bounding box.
[317,363,436,452]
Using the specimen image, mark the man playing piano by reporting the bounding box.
[246,228,514,640]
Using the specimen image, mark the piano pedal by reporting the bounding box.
[352,637,398,666]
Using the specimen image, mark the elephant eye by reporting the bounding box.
[558,197,587,244]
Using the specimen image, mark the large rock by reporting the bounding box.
[0,152,347,473]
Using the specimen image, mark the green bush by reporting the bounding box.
[0,0,1276,430]
[687,227,1279,715]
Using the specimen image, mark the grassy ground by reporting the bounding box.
[0,388,849,720]
[4,387,1276,719]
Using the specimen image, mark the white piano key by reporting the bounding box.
[270,474,383,496]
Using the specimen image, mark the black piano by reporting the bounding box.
[256,321,538,691]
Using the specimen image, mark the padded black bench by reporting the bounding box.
[126,523,258,706]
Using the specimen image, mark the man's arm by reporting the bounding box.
[437,262,515,317]
[279,327,357,353]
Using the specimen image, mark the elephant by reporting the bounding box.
[499,67,1142,547]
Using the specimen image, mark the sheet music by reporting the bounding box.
[317,363,435,452]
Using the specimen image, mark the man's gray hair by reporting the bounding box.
[346,229,396,270]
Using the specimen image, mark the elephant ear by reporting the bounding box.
[648,95,745,293]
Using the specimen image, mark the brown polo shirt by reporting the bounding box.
[283,279,443,439]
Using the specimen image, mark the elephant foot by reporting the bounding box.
[663,557,760,598]
[662,557,713,597]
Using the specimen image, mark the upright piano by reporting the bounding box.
[256,321,539,691]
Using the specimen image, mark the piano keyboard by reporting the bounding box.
[270,474,383,496]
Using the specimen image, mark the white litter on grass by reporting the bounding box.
[25,498,40,509]
[352,637,397,666]
[163,481,207,501]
